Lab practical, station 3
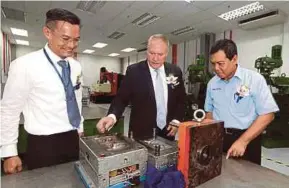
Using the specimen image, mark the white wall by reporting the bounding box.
[216,20,289,75]
[0,31,3,85]
[281,17,289,75]
[14,45,121,87]
[0,31,3,96]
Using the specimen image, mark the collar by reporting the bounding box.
[147,61,165,75]
[44,43,68,65]
[217,64,242,82]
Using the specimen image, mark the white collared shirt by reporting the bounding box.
[0,44,84,157]
[148,63,168,111]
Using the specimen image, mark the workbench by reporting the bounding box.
[2,157,289,188]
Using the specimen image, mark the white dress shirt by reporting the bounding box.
[148,64,168,109]
[0,44,84,157]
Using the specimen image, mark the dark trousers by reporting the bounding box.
[156,126,175,141]
[223,128,262,165]
[26,130,79,170]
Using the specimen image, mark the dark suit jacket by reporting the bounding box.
[108,60,186,140]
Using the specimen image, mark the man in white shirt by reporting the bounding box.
[96,34,186,141]
[1,8,84,173]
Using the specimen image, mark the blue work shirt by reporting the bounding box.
[204,65,279,129]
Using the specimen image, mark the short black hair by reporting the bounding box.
[210,39,237,60]
[45,8,80,29]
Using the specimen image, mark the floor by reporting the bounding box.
[87,103,289,176]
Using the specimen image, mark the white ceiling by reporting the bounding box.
[1,1,289,58]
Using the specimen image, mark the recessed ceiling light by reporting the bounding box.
[108,53,120,57]
[11,28,28,37]
[15,39,29,46]
[83,49,95,54]
[93,42,107,48]
[218,2,265,21]
[121,48,136,52]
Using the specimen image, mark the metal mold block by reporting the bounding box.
[78,134,148,188]
[138,136,178,170]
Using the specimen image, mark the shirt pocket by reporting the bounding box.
[230,95,254,116]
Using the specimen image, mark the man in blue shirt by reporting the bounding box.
[204,39,279,165]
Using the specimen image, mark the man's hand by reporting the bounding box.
[96,116,114,133]
[167,125,178,137]
[3,156,22,174]
[226,138,248,159]
[78,132,84,137]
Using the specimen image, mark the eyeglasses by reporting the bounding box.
[48,27,80,45]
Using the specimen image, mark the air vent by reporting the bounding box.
[238,10,286,30]
[137,48,147,53]
[107,31,125,40]
[77,0,106,14]
[171,26,194,36]
[132,13,160,27]
[1,7,26,22]
[141,41,148,46]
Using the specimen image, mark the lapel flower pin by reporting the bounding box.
[166,74,179,89]
[74,74,82,90]
[234,85,250,103]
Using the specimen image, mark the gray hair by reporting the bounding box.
[147,34,170,48]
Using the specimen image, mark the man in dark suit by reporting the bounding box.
[96,34,186,140]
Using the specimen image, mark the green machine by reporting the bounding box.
[255,45,289,148]
[255,45,289,94]
[188,54,212,84]
[185,55,213,120]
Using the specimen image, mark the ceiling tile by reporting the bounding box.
[1,1,25,12]
[25,1,51,14]
[192,1,225,10]
[129,1,164,12]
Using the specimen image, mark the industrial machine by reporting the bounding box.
[185,55,213,121]
[187,54,212,84]
[255,45,289,147]
[75,134,148,188]
[255,45,289,94]
[90,67,124,103]
[137,128,178,171]
[99,67,119,95]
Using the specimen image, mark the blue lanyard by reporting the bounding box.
[43,48,71,91]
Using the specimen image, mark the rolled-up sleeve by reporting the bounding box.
[1,59,31,157]
[254,76,279,115]
[204,82,213,112]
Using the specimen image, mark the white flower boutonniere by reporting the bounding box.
[234,85,250,103]
[74,73,82,90]
[166,74,179,89]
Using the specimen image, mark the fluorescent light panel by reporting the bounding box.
[108,53,120,57]
[15,39,29,45]
[107,31,125,40]
[76,0,106,14]
[219,2,265,21]
[83,49,95,54]
[171,26,194,36]
[132,13,160,27]
[93,42,107,48]
[11,28,28,36]
[121,48,136,52]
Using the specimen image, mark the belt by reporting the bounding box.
[224,128,247,135]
